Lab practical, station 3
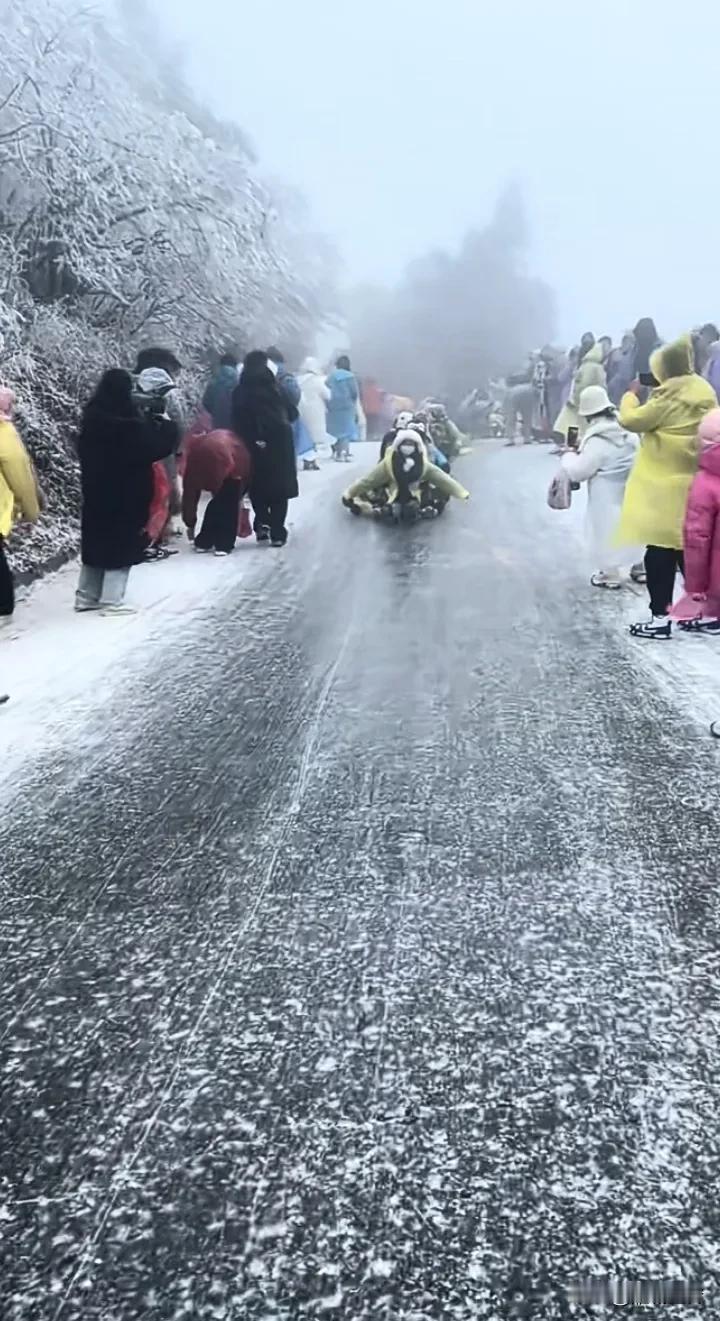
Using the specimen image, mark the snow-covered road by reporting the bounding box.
[1,447,719,1319]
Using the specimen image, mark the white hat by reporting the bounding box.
[578,384,613,418]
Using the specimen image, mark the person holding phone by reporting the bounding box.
[616,335,717,637]
[560,386,638,590]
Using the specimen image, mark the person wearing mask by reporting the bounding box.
[554,343,606,443]
[342,428,469,518]
[606,331,637,406]
[76,369,178,614]
[559,386,638,589]
[0,388,41,632]
[616,335,717,638]
[182,427,252,555]
[202,353,239,431]
[232,350,298,547]
[326,355,359,461]
[298,357,331,469]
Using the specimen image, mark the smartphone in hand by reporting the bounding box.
[566,427,579,451]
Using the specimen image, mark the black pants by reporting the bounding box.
[195,479,242,553]
[251,498,288,544]
[0,537,14,617]
[645,545,684,616]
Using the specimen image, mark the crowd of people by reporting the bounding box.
[542,323,720,641]
[5,317,720,708]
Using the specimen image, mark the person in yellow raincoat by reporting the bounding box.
[0,387,41,631]
[342,428,469,521]
[554,343,606,441]
[616,335,717,638]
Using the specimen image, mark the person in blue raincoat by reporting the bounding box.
[326,355,359,461]
[267,346,315,467]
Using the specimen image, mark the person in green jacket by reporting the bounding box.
[342,428,469,520]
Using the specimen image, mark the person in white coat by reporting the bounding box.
[560,385,639,589]
[298,358,331,466]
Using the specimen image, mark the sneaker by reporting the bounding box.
[74,600,101,613]
[629,616,672,639]
[591,572,622,591]
[99,604,137,617]
[678,617,720,634]
[214,550,230,558]
[303,459,320,472]
[194,545,211,554]
[256,526,270,544]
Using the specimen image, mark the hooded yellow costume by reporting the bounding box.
[342,431,469,515]
[616,336,717,550]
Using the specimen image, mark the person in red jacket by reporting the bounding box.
[182,428,252,555]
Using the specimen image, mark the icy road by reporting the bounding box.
[1,448,719,1319]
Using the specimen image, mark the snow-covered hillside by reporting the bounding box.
[0,0,336,576]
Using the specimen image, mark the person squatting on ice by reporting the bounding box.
[75,369,178,614]
[615,335,717,638]
[0,388,41,630]
[232,351,298,547]
[326,355,359,461]
[560,386,638,589]
[182,427,252,556]
[342,428,469,520]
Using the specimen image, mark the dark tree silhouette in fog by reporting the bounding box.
[347,185,555,401]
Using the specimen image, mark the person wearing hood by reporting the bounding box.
[379,411,414,458]
[606,332,637,406]
[298,358,331,468]
[693,323,719,379]
[133,348,185,543]
[0,388,41,630]
[700,326,720,402]
[632,318,661,382]
[266,346,313,467]
[669,409,720,634]
[326,355,360,460]
[560,386,638,589]
[232,351,298,547]
[202,353,239,431]
[76,369,178,613]
[616,335,717,638]
[342,429,469,518]
[553,343,606,441]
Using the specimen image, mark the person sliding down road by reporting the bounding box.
[342,429,469,521]
[379,412,414,458]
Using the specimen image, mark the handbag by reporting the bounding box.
[547,470,572,510]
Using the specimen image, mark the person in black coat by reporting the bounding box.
[232,350,298,546]
[75,369,178,614]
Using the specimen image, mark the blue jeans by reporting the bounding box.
[76,565,130,609]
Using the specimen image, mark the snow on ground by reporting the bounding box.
[5,442,720,795]
[0,460,348,789]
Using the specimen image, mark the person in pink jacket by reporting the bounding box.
[670,408,720,633]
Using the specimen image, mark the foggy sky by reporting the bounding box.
[156,0,720,344]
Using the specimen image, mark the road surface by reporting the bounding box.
[1,448,718,1319]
